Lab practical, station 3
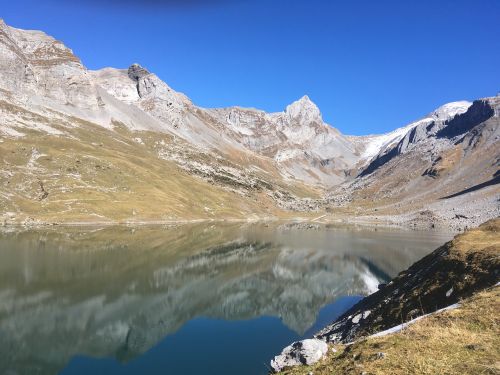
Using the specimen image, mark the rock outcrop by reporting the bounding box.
[271,339,328,372]
[127,63,150,82]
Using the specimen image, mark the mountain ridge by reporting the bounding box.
[0,20,498,228]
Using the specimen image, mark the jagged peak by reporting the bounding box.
[0,19,11,33]
[285,95,322,123]
[128,63,151,82]
[297,94,313,103]
[287,95,316,109]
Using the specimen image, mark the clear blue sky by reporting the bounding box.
[1,0,499,135]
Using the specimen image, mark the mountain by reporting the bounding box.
[337,96,499,230]
[91,66,359,186]
[348,100,473,162]
[0,20,498,227]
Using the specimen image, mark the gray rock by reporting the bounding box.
[127,63,150,81]
[270,339,328,372]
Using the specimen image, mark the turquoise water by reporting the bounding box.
[0,223,452,375]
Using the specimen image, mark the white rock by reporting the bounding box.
[352,313,362,324]
[270,339,328,372]
[370,303,460,339]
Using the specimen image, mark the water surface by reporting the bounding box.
[0,223,452,375]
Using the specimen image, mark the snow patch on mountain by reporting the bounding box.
[351,101,473,162]
[355,120,432,161]
[432,100,472,120]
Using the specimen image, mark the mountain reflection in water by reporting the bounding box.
[0,223,452,375]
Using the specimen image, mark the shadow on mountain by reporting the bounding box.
[440,172,500,200]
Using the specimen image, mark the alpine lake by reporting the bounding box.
[0,222,453,375]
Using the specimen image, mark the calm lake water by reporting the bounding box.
[0,223,453,375]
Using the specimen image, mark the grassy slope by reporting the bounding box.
[279,218,500,374]
[282,286,500,375]
[0,104,319,224]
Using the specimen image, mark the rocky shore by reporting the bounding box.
[271,218,500,373]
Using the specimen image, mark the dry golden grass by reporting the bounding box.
[0,111,322,223]
[451,218,500,255]
[281,286,500,375]
[430,145,463,175]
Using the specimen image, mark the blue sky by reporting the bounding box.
[1,0,499,135]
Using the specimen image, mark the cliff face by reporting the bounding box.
[0,20,98,108]
[359,98,497,177]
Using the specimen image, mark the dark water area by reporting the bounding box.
[0,223,453,375]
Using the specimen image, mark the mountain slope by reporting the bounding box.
[349,100,472,164]
[272,218,500,374]
[329,96,499,230]
[0,20,498,226]
[93,65,360,186]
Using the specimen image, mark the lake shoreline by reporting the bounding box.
[0,214,466,233]
[271,218,500,373]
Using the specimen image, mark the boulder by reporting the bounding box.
[270,339,328,372]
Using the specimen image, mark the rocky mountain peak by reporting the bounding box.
[0,19,10,35]
[128,63,150,82]
[285,95,322,124]
[0,19,99,108]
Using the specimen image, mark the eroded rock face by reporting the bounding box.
[0,19,99,108]
[0,20,37,93]
[270,339,328,372]
[359,98,495,177]
[285,95,322,125]
[127,63,150,82]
